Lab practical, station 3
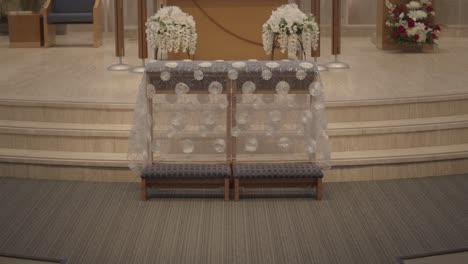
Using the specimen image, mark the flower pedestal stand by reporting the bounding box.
[400,43,436,53]
[8,11,42,48]
[400,43,423,53]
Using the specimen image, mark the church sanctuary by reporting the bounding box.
[1,0,467,263]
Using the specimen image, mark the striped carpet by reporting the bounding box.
[0,175,467,264]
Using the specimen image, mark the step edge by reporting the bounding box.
[326,92,468,107]
[2,116,468,137]
[2,92,468,109]
[1,145,467,168]
[329,120,468,136]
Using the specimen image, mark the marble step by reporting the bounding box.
[327,93,468,122]
[2,115,468,152]
[0,144,467,182]
[0,99,134,124]
[1,93,468,124]
[328,115,468,151]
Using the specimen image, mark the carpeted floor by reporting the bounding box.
[0,175,467,264]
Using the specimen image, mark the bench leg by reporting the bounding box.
[141,178,148,201]
[93,19,102,47]
[316,178,323,200]
[234,179,240,201]
[43,23,56,48]
[224,178,230,201]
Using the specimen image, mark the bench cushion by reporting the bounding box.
[141,164,231,179]
[48,13,93,24]
[233,163,323,179]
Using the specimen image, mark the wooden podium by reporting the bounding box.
[167,0,287,60]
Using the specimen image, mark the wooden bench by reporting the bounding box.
[232,163,324,201]
[136,60,328,201]
[140,163,231,201]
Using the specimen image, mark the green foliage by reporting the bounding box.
[19,0,44,11]
[0,0,14,19]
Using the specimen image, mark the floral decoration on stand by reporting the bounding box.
[262,4,319,60]
[385,0,441,46]
[146,6,197,58]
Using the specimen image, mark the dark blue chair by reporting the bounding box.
[43,0,102,47]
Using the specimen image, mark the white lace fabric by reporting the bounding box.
[128,60,331,175]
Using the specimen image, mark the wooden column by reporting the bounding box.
[310,0,320,57]
[114,0,125,57]
[137,0,148,59]
[326,0,349,68]
[331,0,341,55]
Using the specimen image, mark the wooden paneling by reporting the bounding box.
[167,0,287,60]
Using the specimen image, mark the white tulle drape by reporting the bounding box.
[128,60,331,175]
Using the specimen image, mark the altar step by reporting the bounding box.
[0,144,467,182]
[1,93,468,124]
[327,93,468,122]
[1,94,468,182]
[0,100,134,124]
[328,115,468,151]
[1,114,468,153]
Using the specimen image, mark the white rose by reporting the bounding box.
[407,1,421,9]
[408,10,428,21]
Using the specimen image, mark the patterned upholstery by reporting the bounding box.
[141,163,230,179]
[48,13,93,24]
[233,163,323,179]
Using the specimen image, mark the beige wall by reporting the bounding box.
[64,0,468,36]
[321,0,468,26]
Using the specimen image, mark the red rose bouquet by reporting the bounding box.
[385,0,441,45]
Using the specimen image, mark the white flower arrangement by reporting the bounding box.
[262,4,319,59]
[146,6,197,55]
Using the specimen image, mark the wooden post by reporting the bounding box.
[316,178,323,200]
[234,179,240,201]
[331,0,341,56]
[137,0,148,60]
[108,0,131,70]
[141,178,148,201]
[93,0,103,48]
[115,0,125,57]
[224,178,230,201]
[310,0,320,58]
[42,0,56,48]
[326,0,349,69]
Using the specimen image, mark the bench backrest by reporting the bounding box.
[52,0,95,13]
